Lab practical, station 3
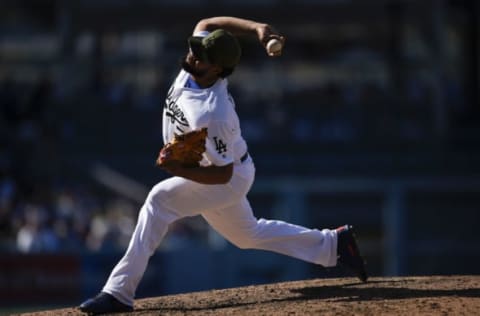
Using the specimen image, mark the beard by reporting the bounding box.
[180,55,208,78]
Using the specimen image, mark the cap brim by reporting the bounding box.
[188,36,209,63]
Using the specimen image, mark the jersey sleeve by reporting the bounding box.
[204,120,235,166]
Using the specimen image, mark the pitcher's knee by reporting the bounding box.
[142,184,179,223]
[231,236,260,250]
[145,183,168,209]
[228,222,264,249]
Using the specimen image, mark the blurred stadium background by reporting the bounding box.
[0,0,479,312]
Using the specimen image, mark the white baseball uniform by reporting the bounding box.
[102,33,338,307]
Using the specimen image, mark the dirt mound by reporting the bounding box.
[17,275,480,315]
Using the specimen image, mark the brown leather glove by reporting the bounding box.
[156,128,208,168]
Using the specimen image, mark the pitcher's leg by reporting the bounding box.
[102,197,177,306]
[101,176,246,306]
[202,198,337,267]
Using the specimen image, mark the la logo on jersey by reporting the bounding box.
[213,137,227,156]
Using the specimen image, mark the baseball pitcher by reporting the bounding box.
[80,16,367,314]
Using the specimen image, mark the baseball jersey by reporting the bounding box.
[162,68,248,168]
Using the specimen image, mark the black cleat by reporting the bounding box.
[79,292,133,315]
[336,225,368,282]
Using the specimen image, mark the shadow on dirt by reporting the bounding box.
[136,280,480,313]
[292,282,480,302]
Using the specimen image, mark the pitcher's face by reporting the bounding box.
[180,51,211,78]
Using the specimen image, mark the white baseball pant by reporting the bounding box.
[102,160,337,306]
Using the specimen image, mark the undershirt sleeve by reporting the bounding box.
[193,30,209,37]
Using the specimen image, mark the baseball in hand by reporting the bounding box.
[266,38,283,55]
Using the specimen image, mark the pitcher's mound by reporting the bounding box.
[18,275,480,315]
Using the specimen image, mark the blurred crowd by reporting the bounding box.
[0,1,476,255]
[0,75,124,253]
[0,39,470,254]
[0,66,459,254]
[0,75,215,254]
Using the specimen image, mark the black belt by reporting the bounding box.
[240,152,249,163]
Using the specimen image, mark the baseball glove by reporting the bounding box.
[156,128,208,167]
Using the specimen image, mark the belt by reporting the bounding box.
[240,152,249,163]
